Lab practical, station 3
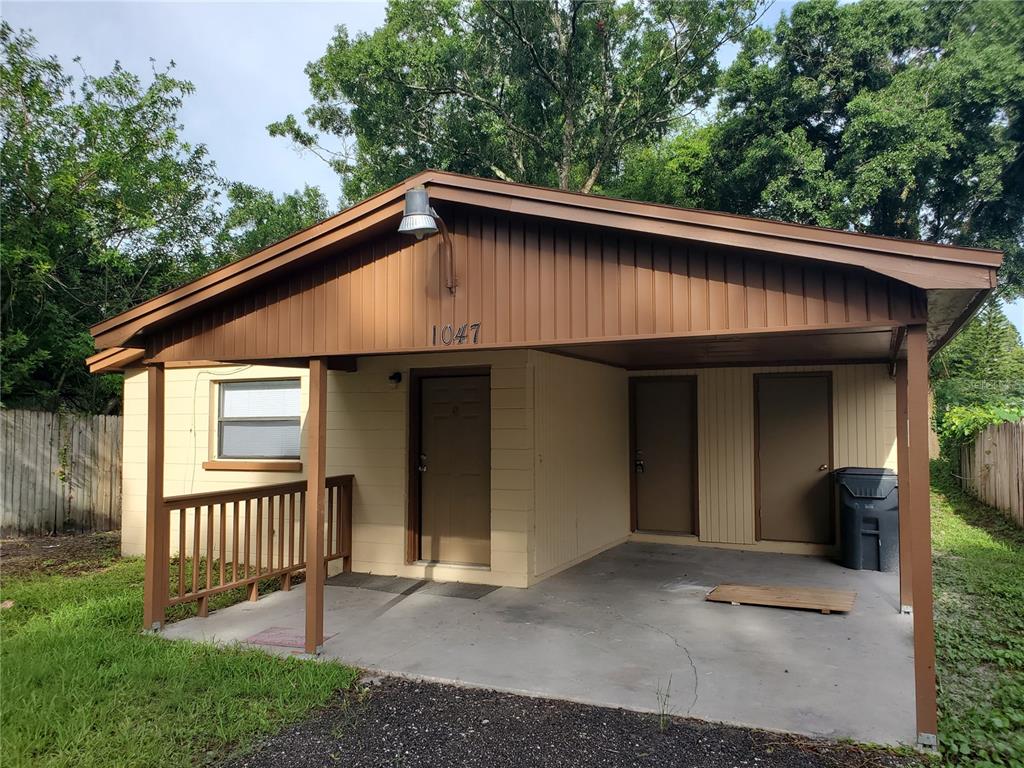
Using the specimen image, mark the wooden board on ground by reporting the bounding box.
[706,584,857,614]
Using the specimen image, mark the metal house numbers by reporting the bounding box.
[431,322,481,346]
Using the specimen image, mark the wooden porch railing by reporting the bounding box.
[160,475,352,616]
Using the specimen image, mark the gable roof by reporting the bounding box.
[90,170,1001,352]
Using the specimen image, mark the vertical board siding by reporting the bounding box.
[531,352,629,578]
[634,363,897,546]
[1,410,122,535]
[146,210,923,363]
[961,420,1024,528]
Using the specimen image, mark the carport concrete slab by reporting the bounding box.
[162,542,916,745]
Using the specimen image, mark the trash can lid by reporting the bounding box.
[834,467,896,477]
[834,467,898,499]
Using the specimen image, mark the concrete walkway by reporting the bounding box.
[162,542,916,745]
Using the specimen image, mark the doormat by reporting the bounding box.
[244,626,337,649]
[706,584,856,614]
[327,571,499,600]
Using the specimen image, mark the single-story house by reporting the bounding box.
[88,171,1002,748]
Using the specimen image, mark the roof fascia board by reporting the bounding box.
[427,182,997,290]
[145,319,904,365]
[86,346,145,373]
[89,173,427,339]
[423,172,1002,267]
[93,196,408,348]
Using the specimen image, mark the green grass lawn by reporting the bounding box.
[931,460,1024,768]
[0,553,358,768]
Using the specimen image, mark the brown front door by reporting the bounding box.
[632,377,698,535]
[756,374,833,544]
[418,374,491,566]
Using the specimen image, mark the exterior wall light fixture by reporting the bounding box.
[398,185,455,295]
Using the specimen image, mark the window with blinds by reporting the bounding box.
[217,379,301,459]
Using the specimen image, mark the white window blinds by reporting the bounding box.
[217,380,301,459]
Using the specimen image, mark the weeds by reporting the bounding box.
[931,459,1024,767]
[655,674,675,733]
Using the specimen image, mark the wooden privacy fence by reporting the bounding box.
[162,474,353,616]
[1,409,122,536]
[960,419,1024,528]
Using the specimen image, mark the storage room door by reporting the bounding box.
[756,374,833,544]
[633,377,698,535]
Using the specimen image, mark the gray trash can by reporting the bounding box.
[835,467,899,571]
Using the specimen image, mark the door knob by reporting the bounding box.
[818,464,829,472]
[418,453,428,472]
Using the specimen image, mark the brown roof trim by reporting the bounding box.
[89,175,411,337]
[424,176,999,289]
[425,171,1001,266]
[90,169,1002,349]
[86,346,145,373]
[91,191,409,348]
[929,288,991,359]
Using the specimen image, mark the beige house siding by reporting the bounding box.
[121,364,313,558]
[632,363,897,548]
[122,358,895,584]
[336,350,533,588]
[530,351,629,581]
[122,351,534,588]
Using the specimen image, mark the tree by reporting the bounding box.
[598,121,714,207]
[932,300,1024,412]
[0,24,223,412]
[214,183,330,265]
[270,0,761,202]
[614,0,1024,294]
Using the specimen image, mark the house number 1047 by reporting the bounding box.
[432,322,481,346]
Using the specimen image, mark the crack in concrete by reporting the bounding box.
[540,590,700,716]
[632,618,700,716]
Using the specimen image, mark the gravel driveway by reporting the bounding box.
[221,677,922,768]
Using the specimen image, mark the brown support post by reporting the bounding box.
[895,359,913,614]
[304,358,328,655]
[142,364,166,631]
[907,325,938,747]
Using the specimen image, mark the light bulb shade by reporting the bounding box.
[397,186,438,239]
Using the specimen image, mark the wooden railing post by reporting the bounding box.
[907,325,938,747]
[143,363,167,631]
[304,358,328,655]
[895,359,913,614]
[342,477,353,574]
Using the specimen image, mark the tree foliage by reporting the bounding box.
[601,121,713,208]
[213,183,329,265]
[0,23,223,412]
[931,300,1024,436]
[1,26,333,412]
[5,0,1023,417]
[609,0,1024,294]
[271,0,760,201]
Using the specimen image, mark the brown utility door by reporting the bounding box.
[756,374,833,544]
[418,375,491,565]
[632,377,698,535]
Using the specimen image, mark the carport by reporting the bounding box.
[162,541,915,745]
